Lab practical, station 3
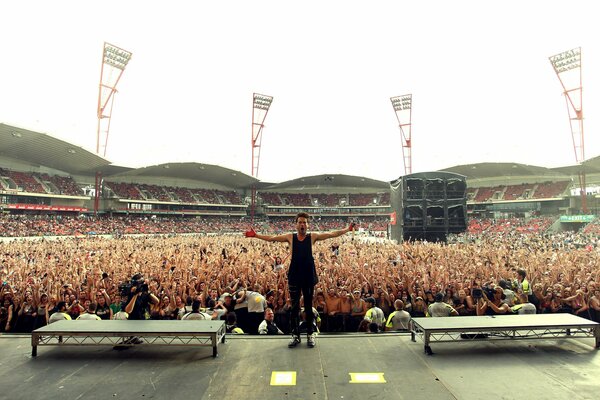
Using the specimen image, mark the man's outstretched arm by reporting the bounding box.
[312,223,356,242]
[245,228,291,243]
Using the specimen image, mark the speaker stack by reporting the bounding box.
[389,171,467,242]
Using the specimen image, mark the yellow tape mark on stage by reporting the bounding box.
[270,371,297,386]
[349,373,386,383]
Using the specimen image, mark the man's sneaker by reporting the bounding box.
[307,333,316,348]
[288,335,301,348]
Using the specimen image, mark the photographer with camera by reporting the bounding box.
[123,274,159,321]
[475,285,511,316]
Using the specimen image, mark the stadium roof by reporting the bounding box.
[0,123,111,175]
[107,162,258,188]
[265,174,389,192]
[2,123,591,188]
[442,162,571,181]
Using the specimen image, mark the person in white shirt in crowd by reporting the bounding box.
[385,299,411,331]
[364,297,385,330]
[77,302,102,320]
[182,300,212,320]
[427,293,459,317]
[48,301,72,324]
[258,308,283,335]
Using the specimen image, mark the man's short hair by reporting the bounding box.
[368,322,379,333]
[192,299,201,312]
[365,297,376,305]
[296,212,310,222]
[434,292,444,302]
[56,301,67,311]
[517,269,527,278]
[226,311,237,324]
[395,299,404,310]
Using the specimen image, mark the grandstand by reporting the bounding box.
[2,123,600,235]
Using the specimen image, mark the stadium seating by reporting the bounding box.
[105,182,145,200]
[0,169,45,194]
[533,181,570,199]
[258,192,284,206]
[473,186,504,202]
[503,184,535,201]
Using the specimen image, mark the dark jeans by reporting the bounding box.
[289,284,314,336]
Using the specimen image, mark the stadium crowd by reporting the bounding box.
[2,215,600,335]
[0,214,389,238]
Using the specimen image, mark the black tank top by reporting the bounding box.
[288,233,317,286]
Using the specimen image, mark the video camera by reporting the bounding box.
[118,274,149,298]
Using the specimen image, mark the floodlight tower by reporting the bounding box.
[390,94,413,175]
[549,47,587,212]
[250,93,273,222]
[94,42,132,215]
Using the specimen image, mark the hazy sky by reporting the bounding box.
[1,1,599,183]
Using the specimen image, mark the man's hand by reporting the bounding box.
[244,228,256,238]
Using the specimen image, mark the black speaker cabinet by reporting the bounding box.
[390,172,467,242]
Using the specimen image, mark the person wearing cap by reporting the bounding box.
[410,296,427,318]
[385,300,411,331]
[427,293,459,317]
[364,297,385,330]
[515,269,532,299]
[244,212,356,348]
[349,290,366,332]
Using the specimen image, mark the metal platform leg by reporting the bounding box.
[212,334,218,357]
[424,332,433,355]
[31,334,39,357]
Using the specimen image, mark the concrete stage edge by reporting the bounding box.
[1,332,600,400]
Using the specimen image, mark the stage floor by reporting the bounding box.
[1,332,599,400]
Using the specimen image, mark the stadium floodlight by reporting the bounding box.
[390,94,413,175]
[94,42,132,216]
[251,93,273,178]
[97,42,133,157]
[549,47,587,211]
[549,48,581,74]
[250,93,273,223]
[103,45,132,70]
